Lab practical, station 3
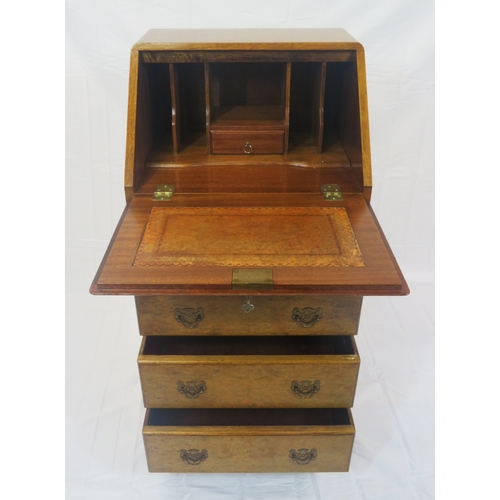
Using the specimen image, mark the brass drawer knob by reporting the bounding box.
[177,380,207,399]
[174,307,205,328]
[180,448,208,465]
[292,307,323,327]
[243,141,253,154]
[291,380,321,398]
[289,448,317,465]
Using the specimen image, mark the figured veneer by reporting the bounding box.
[143,408,355,473]
[135,295,362,336]
[92,29,409,474]
[138,335,359,408]
[92,193,406,295]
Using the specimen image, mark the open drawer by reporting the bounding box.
[138,335,360,408]
[143,408,355,472]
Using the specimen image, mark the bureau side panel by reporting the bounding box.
[135,296,362,335]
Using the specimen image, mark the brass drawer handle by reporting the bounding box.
[177,380,207,399]
[289,448,317,465]
[180,448,208,465]
[174,307,205,328]
[243,142,253,154]
[291,380,321,398]
[292,307,323,327]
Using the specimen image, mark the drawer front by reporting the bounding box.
[138,336,359,408]
[135,296,362,336]
[143,408,355,473]
[210,130,284,154]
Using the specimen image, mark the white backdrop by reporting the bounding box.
[66,1,434,498]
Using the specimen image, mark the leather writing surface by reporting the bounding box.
[134,207,364,268]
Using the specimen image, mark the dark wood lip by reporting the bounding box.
[91,283,406,296]
[89,203,130,295]
[365,203,410,296]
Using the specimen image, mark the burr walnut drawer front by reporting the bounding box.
[143,408,355,473]
[135,296,362,336]
[210,130,284,154]
[138,335,359,408]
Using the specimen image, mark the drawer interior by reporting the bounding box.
[142,335,356,356]
[146,408,352,427]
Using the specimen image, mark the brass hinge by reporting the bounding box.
[232,269,273,290]
[321,184,343,201]
[153,184,174,201]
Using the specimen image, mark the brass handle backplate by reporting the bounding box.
[289,448,317,465]
[174,307,205,329]
[177,380,207,399]
[292,307,323,327]
[291,380,321,399]
[180,448,208,465]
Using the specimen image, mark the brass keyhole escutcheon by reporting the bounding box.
[241,296,255,313]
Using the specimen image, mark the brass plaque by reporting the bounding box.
[232,269,273,290]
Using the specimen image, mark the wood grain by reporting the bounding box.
[124,43,372,197]
[142,407,355,472]
[313,63,327,153]
[210,106,285,129]
[124,50,151,203]
[93,30,408,478]
[138,335,359,408]
[142,50,356,64]
[133,28,363,51]
[169,64,180,154]
[210,129,284,154]
[90,193,407,295]
[135,295,362,336]
[284,62,291,153]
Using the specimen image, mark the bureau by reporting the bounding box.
[90,29,408,473]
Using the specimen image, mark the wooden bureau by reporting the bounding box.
[90,29,408,473]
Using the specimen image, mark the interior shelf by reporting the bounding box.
[210,105,285,129]
[145,132,351,167]
[132,57,365,194]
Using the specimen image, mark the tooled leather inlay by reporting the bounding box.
[133,207,364,267]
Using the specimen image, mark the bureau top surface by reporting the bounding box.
[133,29,363,51]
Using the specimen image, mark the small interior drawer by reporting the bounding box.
[210,130,284,154]
[135,295,362,336]
[143,407,355,473]
[138,335,359,408]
